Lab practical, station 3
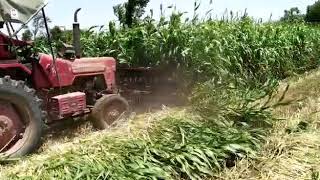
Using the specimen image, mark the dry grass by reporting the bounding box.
[215,69,320,180]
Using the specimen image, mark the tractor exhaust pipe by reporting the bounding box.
[73,8,81,58]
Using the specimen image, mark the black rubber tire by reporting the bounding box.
[0,76,44,158]
[91,94,129,130]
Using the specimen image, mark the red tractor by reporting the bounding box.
[0,1,129,157]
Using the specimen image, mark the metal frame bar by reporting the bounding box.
[11,3,49,37]
[42,9,55,60]
[8,22,18,39]
[4,22,17,56]
[41,8,61,87]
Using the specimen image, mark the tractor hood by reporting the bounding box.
[0,0,46,24]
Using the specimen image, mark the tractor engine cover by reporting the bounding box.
[48,92,86,120]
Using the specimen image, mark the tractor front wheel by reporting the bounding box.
[91,94,129,130]
[0,76,44,158]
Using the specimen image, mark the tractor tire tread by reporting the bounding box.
[0,76,44,158]
[91,94,129,130]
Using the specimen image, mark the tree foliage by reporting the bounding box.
[21,28,32,41]
[32,11,51,38]
[50,26,67,42]
[113,0,150,27]
[306,0,320,22]
[280,7,304,22]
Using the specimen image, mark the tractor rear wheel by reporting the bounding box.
[0,76,44,158]
[91,94,129,130]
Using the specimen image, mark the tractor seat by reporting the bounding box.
[58,43,76,60]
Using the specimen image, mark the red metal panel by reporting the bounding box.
[49,92,86,120]
[31,62,52,89]
[0,32,29,60]
[0,62,32,74]
[37,54,116,90]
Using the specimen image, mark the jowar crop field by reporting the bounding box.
[2,7,320,180]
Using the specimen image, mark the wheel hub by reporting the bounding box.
[104,103,125,125]
[0,115,16,150]
[0,115,14,135]
[107,109,120,119]
[0,102,24,152]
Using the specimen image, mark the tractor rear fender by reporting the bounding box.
[0,62,31,81]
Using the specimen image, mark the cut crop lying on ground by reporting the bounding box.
[1,83,277,179]
[215,69,320,180]
[2,69,320,180]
